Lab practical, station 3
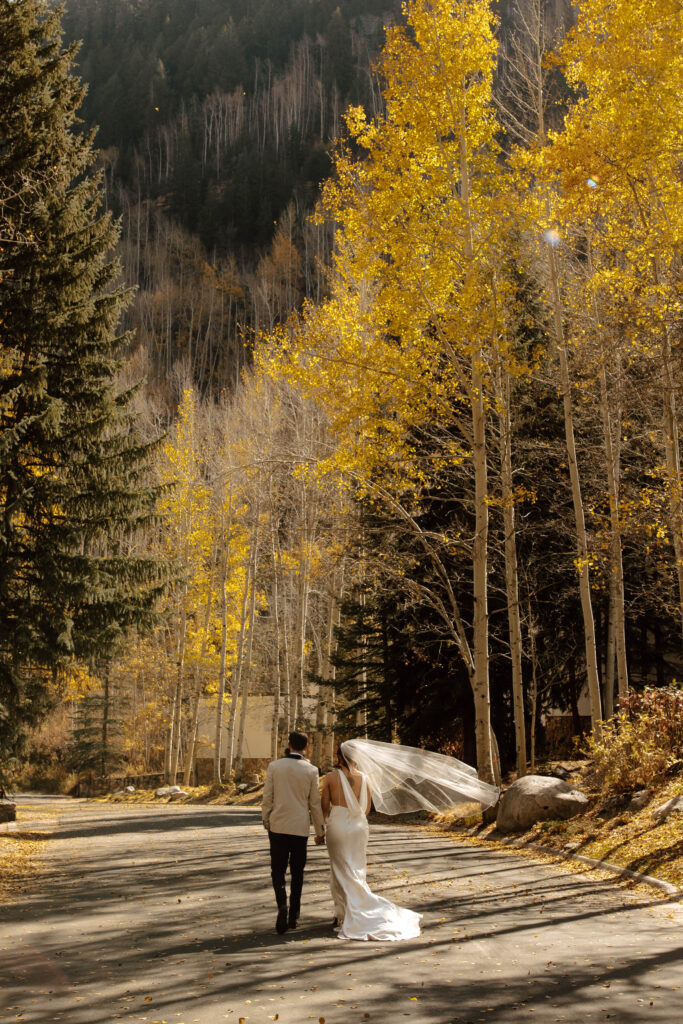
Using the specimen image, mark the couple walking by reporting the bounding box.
[262,730,499,941]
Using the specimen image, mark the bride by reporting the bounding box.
[320,738,499,942]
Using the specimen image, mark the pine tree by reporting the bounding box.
[0,0,166,775]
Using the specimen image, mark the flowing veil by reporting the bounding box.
[340,738,499,814]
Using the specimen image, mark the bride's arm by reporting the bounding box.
[321,774,331,822]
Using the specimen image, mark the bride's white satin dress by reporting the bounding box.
[326,769,422,941]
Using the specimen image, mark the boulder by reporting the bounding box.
[125,785,136,793]
[496,775,589,833]
[0,802,17,824]
[653,795,683,822]
[169,790,189,801]
[628,789,650,812]
[155,785,182,798]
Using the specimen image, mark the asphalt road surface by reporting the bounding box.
[1,795,681,1024]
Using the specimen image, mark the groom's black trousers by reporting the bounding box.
[268,831,308,916]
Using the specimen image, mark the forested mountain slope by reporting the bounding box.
[60,0,575,397]
[63,0,402,250]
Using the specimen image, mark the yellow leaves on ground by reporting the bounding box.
[0,830,48,904]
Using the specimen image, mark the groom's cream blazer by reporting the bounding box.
[262,755,324,838]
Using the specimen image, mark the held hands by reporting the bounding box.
[314,833,326,846]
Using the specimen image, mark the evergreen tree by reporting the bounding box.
[0,0,166,776]
[68,674,128,779]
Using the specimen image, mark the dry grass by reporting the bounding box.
[430,764,683,891]
[0,803,56,904]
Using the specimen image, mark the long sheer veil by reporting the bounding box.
[340,738,499,814]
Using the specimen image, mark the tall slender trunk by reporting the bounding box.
[269,496,283,761]
[323,586,342,771]
[548,246,603,735]
[185,568,216,786]
[235,529,260,776]
[184,686,201,787]
[599,358,628,702]
[293,554,309,729]
[270,577,282,762]
[214,577,229,784]
[167,580,188,784]
[458,67,494,784]
[497,357,527,776]
[604,571,617,719]
[471,354,494,783]
[659,317,683,637]
[226,544,255,777]
[528,602,539,772]
[355,585,368,739]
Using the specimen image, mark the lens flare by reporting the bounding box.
[543,229,561,247]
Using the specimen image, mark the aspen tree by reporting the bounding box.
[504,0,604,732]
[266,0,511,782]
[546,0,683,639]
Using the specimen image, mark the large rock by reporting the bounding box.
[628,789,651,812]
[155,785,182,798]
[653,795,683,822]
[0,802,17,823]
[496,775,589,833]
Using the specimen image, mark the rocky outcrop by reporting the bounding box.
[496,775,589,833]
[653,795,683,822]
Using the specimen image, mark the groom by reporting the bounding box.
[262,730,325,934]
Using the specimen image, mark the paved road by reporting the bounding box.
[1,796,681,1024]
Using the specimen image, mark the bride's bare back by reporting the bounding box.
[322,768,371,817]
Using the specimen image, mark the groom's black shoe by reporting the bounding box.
[287,911,298,930]
[276,906,288,934]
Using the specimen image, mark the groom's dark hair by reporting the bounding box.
[288,730,308,751]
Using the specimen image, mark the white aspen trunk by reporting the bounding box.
[214,577,229,784]
[167,581,188,784]
[471,355,495,784]
[269,575,282,763]
[293,556,310,729]
[185,567,216,785]
[226,556,253,777]
[268,480,282,761]
[281,572,292,734]
[323,590,341,771]
[235,529,260,777]
[528,601,539,772]
[184,687,201,787]
[164,692,175,784]
[451,45,496,785]
[497,362,527,776]
[599,360,629,701]
[659,320,683,638]
[213,495,235,786]
[604,570,617,719]
[548,247,603,735]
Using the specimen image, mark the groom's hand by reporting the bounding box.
[314,833,325,846]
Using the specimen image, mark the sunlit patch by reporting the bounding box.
[543,228,561,247]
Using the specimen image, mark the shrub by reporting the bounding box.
[585,686,682,794]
